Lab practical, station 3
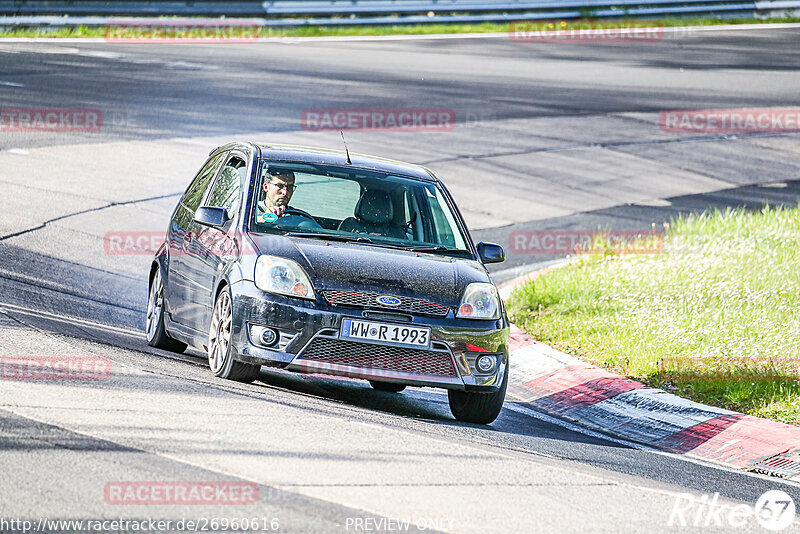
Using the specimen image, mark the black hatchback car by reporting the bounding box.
[147,142,509,423]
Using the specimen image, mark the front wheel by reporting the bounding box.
[448,364,508,424]
[146,267,187,353]
[208,287,260,383]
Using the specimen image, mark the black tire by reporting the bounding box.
[369,380,407,393]
[208,287,261,383]
[448,363,508,424]
[146,267,187,353]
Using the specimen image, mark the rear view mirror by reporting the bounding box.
[194,206,229,228]
[477,242,505,264]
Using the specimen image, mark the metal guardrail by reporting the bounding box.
[0,0,797,26]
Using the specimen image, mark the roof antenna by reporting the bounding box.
[340,131,352,165]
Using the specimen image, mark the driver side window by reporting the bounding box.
[183,153,225,213]
[205,156,246,218]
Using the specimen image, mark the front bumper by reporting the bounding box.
[230,281,509,391]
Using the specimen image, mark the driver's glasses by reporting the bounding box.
[269,181,297,192]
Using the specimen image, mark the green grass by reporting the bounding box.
[507,205,800,425]
[0,16,798,39]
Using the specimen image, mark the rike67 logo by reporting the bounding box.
[669,490,796,531]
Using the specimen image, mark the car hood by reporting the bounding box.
[248,233,491,305]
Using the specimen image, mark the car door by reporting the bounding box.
[181,153,247,333]
[166,151,226,328]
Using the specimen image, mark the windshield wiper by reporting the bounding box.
[352,241,415,251]
[408,245,471,255]
[285,232,372,243]
[289,233,415,251]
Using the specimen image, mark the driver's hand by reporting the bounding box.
[266,205,286,217]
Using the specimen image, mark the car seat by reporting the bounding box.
[338,189,405,239]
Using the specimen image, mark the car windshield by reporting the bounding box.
[250,160,472,256]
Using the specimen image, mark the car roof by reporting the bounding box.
[220,143,439,182]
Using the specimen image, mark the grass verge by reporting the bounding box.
[0,16,798,39]
[507,205,800,426]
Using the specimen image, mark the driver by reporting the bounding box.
[256,167,321,229]
[257,168,296,222]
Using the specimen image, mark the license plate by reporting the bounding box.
[340,319,431,349]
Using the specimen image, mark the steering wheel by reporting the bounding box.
[278,207,322,229]
[284,207,314,219]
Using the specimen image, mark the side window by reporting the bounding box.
[206,155,246,216]
[425,186,466,249]
[429,201,456,247]
[183,153,225,212]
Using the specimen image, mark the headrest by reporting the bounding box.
[355,189,393,224]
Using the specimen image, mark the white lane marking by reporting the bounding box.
[0,22,798,44]
[6,148,29,155]
[634,198,672,207]
[0,301,142,339]
[0,38,109,43]
[0,80,25,87]
[82,50,122,59]
[0,44,81,53]
[714,439,742,453]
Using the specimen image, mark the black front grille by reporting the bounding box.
[322,290,450,318]
[296,337,457,377]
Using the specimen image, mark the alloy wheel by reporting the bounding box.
[208,291,232,373]
[146,270,163,343]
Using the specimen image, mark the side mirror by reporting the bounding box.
[477,242,505,264]
[194,206,230,228]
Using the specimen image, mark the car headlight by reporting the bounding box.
[254,255,315,300]
[457,283,500,320]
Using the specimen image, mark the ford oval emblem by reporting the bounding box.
[376,295,402,307]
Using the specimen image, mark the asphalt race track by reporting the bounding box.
[1,28,800,532]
